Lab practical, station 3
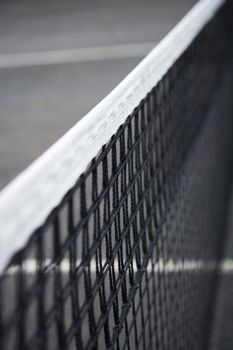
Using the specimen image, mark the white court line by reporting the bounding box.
[6,259,233,275]
[0,42,156,69]
[219,259,233,273]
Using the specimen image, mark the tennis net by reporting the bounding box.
[0,0,233,349]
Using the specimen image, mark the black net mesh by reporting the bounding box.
[0,2,233,350]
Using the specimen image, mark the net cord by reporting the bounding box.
[0,0,225,274]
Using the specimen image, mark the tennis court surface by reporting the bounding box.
[0,0,233,349]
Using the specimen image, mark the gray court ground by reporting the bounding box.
[0,0,196,190]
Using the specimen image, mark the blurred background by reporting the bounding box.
[0,0,197,190]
